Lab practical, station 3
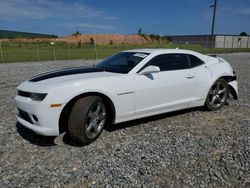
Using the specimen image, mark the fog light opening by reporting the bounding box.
[32,114,38,122]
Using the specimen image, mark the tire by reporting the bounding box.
[205,78,229,111]
[68,96,107,145]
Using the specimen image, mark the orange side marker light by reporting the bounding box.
[50,104,62,108]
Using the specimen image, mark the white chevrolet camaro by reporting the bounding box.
[15,49,238,144]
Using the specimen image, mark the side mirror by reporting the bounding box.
[138,65,160,75]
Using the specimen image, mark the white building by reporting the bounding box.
[169,35,250,48]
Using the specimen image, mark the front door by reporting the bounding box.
[134,53,198,115]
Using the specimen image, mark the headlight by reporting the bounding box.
[18,90,47,101]
[29,93,48,101]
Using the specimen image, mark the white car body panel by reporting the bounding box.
[135,69,198,114]
[15,92,60,135]
[14,49,238,136]
[53,74,135,120]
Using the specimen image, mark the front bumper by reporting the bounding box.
[228,80,238,100]
[15,95,62,136]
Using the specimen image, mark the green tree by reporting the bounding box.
[138,28,142,35]
[240,32,247,36]
[73,31,81,36]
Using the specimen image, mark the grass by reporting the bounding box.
[0,41,250,63]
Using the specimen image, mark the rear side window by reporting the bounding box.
[147,54,190,71]
[189,55,204,68]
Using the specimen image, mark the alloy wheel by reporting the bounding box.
[85,102,106,139]
[208,81,228,108]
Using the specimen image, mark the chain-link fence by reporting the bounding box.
[0,40,249,63]
[0,41,100,63]
[171,40,250,49]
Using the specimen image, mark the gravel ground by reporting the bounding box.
[0,53,250,187]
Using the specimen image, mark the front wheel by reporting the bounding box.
[68,96,107,145]
[205,79,229,111]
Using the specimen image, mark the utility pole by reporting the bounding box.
[210,0,217,48]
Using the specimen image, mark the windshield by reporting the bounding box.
[96,52,149,74]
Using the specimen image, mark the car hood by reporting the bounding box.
[26,66,121,85]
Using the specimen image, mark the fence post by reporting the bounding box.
[203,41,207,54]
[94,32,97,60]
[223,35,226,48]
[53,46,56,61]
[247,36,249,48]
[0,41,4,63]
[50,42,56,61]
[67,43,70,60]
[232,36,234,48]
[36,41,40,61]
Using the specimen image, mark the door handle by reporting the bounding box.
[186,74,195,79]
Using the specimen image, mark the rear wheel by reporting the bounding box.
[205,79,229,111]
[68,96,107,145]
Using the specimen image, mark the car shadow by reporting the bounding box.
[61,133,87,147]
[16,106,204,147]
[16,123,56,147]
[104,107,203,132]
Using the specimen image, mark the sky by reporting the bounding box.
[0,0,250,36]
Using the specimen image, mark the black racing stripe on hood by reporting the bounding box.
[29,67,103,82]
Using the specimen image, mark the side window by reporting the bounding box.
[146,55,166,70]
[189,55,204,68]
[163,54,189,70]
[147,54,189,71]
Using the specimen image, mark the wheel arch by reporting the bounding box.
[208,75,238,101]
[58,92,116,134]
[204,74,237,104]
[217,75,238,100]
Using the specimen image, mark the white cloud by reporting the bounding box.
[219,6,250,16]
[236,8,250,15]
[0,0,104,20]
[64,23,113,30]
[102,16,119,20]
[220,7,232,12]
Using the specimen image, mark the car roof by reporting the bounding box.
[123,48,203,56]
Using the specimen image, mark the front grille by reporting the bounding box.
[18,109,33,124]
